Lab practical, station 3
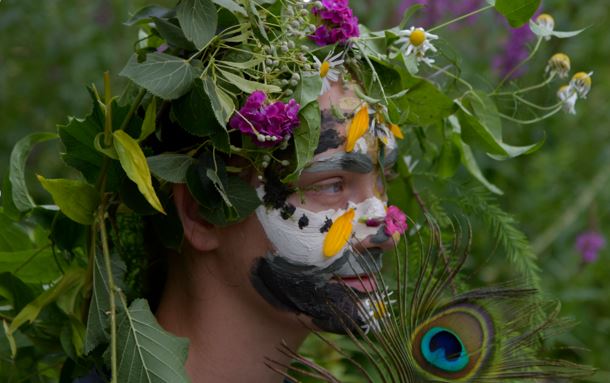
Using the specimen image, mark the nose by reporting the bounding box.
[350,197,398,254]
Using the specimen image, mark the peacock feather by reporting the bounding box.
[268,218,594,382]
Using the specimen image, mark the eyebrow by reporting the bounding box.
[303,152,373,174]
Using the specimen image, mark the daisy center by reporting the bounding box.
[409,29,426,46]
[320,61,331,78]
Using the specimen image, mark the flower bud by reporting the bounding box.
[546,53,570,79]
[569,71,593,98]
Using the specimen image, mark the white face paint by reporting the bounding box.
[255,186,387,269]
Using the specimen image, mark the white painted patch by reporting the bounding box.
[255,187,387,268]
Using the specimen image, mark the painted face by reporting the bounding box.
[250,84,400,333]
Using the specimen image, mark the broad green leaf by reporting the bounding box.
[399,4,424,28]
[9,133,58,212]
[0,247,62,284]
[398,80,454,127]
[293,74,322,108]
[0,212,34,252]
[84,248,126,354]
[202,76,235,125]
[495,0,541,27]
[217,68,282,94]
[94,132,119,159]
[466,91,502,139]
[491,136,546,160]
[172,79,223,137]
[177,0,218,49]
[436,139,461,179]
[139,99,157,141]
[117,299,190,383]
[206,168,233,207]
[120,53,200,100]
[124,5,175,26]
[283,102,321,183]
[37,176,99,225]
[211,0,247,15]
[113,130,166,214]
[2,174,20,220]
[147,154,196,183]
[9,268,85,336]
[0,272,36,313]
[152,17,197,51]
[457,108,506,155]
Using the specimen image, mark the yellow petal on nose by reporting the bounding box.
[389,123,404,140]
[323,209,355,257]
[345,105,369,152]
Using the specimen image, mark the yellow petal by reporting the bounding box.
[345,104,369,152]
[323,209,355,257]
[389,123,404,140]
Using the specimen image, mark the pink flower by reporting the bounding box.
[384,206,408,236]
[575,231,605,263]
[229,91,300,147]
[310,0,359,46]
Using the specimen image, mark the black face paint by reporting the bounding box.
[262,171,295,209]
[314,110,347,155]
[319,217,332,233]
[280,203,296,219]
[298,214,309,229]
[304,152,374,174]
[250,249,384,334]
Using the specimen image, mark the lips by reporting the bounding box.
[337,274,378,292]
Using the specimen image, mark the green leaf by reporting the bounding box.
[113,130,166,214]
[176,0,218,49]
[0,212,34,252]
[9,132,58,212]
[0,247,62,284]
[217,57,264,69]
[117,299,190,383]
[202,75,235,125]
[152,17,197,51]
[399,4,424,28]
[124,5,175,26]
[397,80,454,126]
[147,154,196,183]
[172,79,224,137]
[436,139,461,179]
[120,53,201,100]
[495,0,541,27]
[36,176,99,225]
[282,102,321,183]
[139,99,157,141]
[293,74,322,108]
[84,249,126,354]
[8,268,85,336]
[2,174,21,220]
[211,0,247,15]
[217,68,282,94]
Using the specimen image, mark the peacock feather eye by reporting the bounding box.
[411,304,493,380]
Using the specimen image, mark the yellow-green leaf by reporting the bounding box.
[113,130,166,214]
[139,98,157,141]
[37,176,99,225]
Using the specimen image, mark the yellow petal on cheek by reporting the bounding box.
[345,105,370,152]
[323,209,355,257]
[389,123,404,139]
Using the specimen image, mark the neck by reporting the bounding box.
[156,249,309,383]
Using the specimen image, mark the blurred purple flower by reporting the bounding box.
[229,91,300,147]
[310,0,359,46]
[492,24,535,79]
[575,231,606,263]
[397,0,483,28]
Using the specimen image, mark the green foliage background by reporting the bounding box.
[1,0,609,381]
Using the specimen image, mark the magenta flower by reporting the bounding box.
[310,0,359,46]
[229,91,300,147]
[575,231,606,263]
[384,205,408,236]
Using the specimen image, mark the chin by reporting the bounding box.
[249,250,383,334]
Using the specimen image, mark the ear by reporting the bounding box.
[173,184,220,252]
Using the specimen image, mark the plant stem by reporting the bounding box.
[498,106,562,124]
[103,72,113,147]
[428,5,494,33]
[493,73,555,96]
[496,37,543,90]
[98,203,118,383]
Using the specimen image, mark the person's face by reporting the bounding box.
[246,83,400,333]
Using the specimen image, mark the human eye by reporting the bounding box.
[304,177,344,195]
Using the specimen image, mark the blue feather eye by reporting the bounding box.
[420,327,469,372]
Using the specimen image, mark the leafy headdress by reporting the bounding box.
[1,0,594,381]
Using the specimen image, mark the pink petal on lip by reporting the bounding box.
[338,275,377,292]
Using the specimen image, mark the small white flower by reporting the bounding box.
[557,85,578,115]
[312,51,344,95]
[569,71,593,99]
[545,53,571,79]
[396,26,439,66]
[358,291,395,334]
[535,13,555,41]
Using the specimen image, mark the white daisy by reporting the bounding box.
[557,85,578,115]
[535,13,555,41]
[359,291,396,334]
[396,26,439,66]
[569,71,593,99]
[312,51,344,95]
